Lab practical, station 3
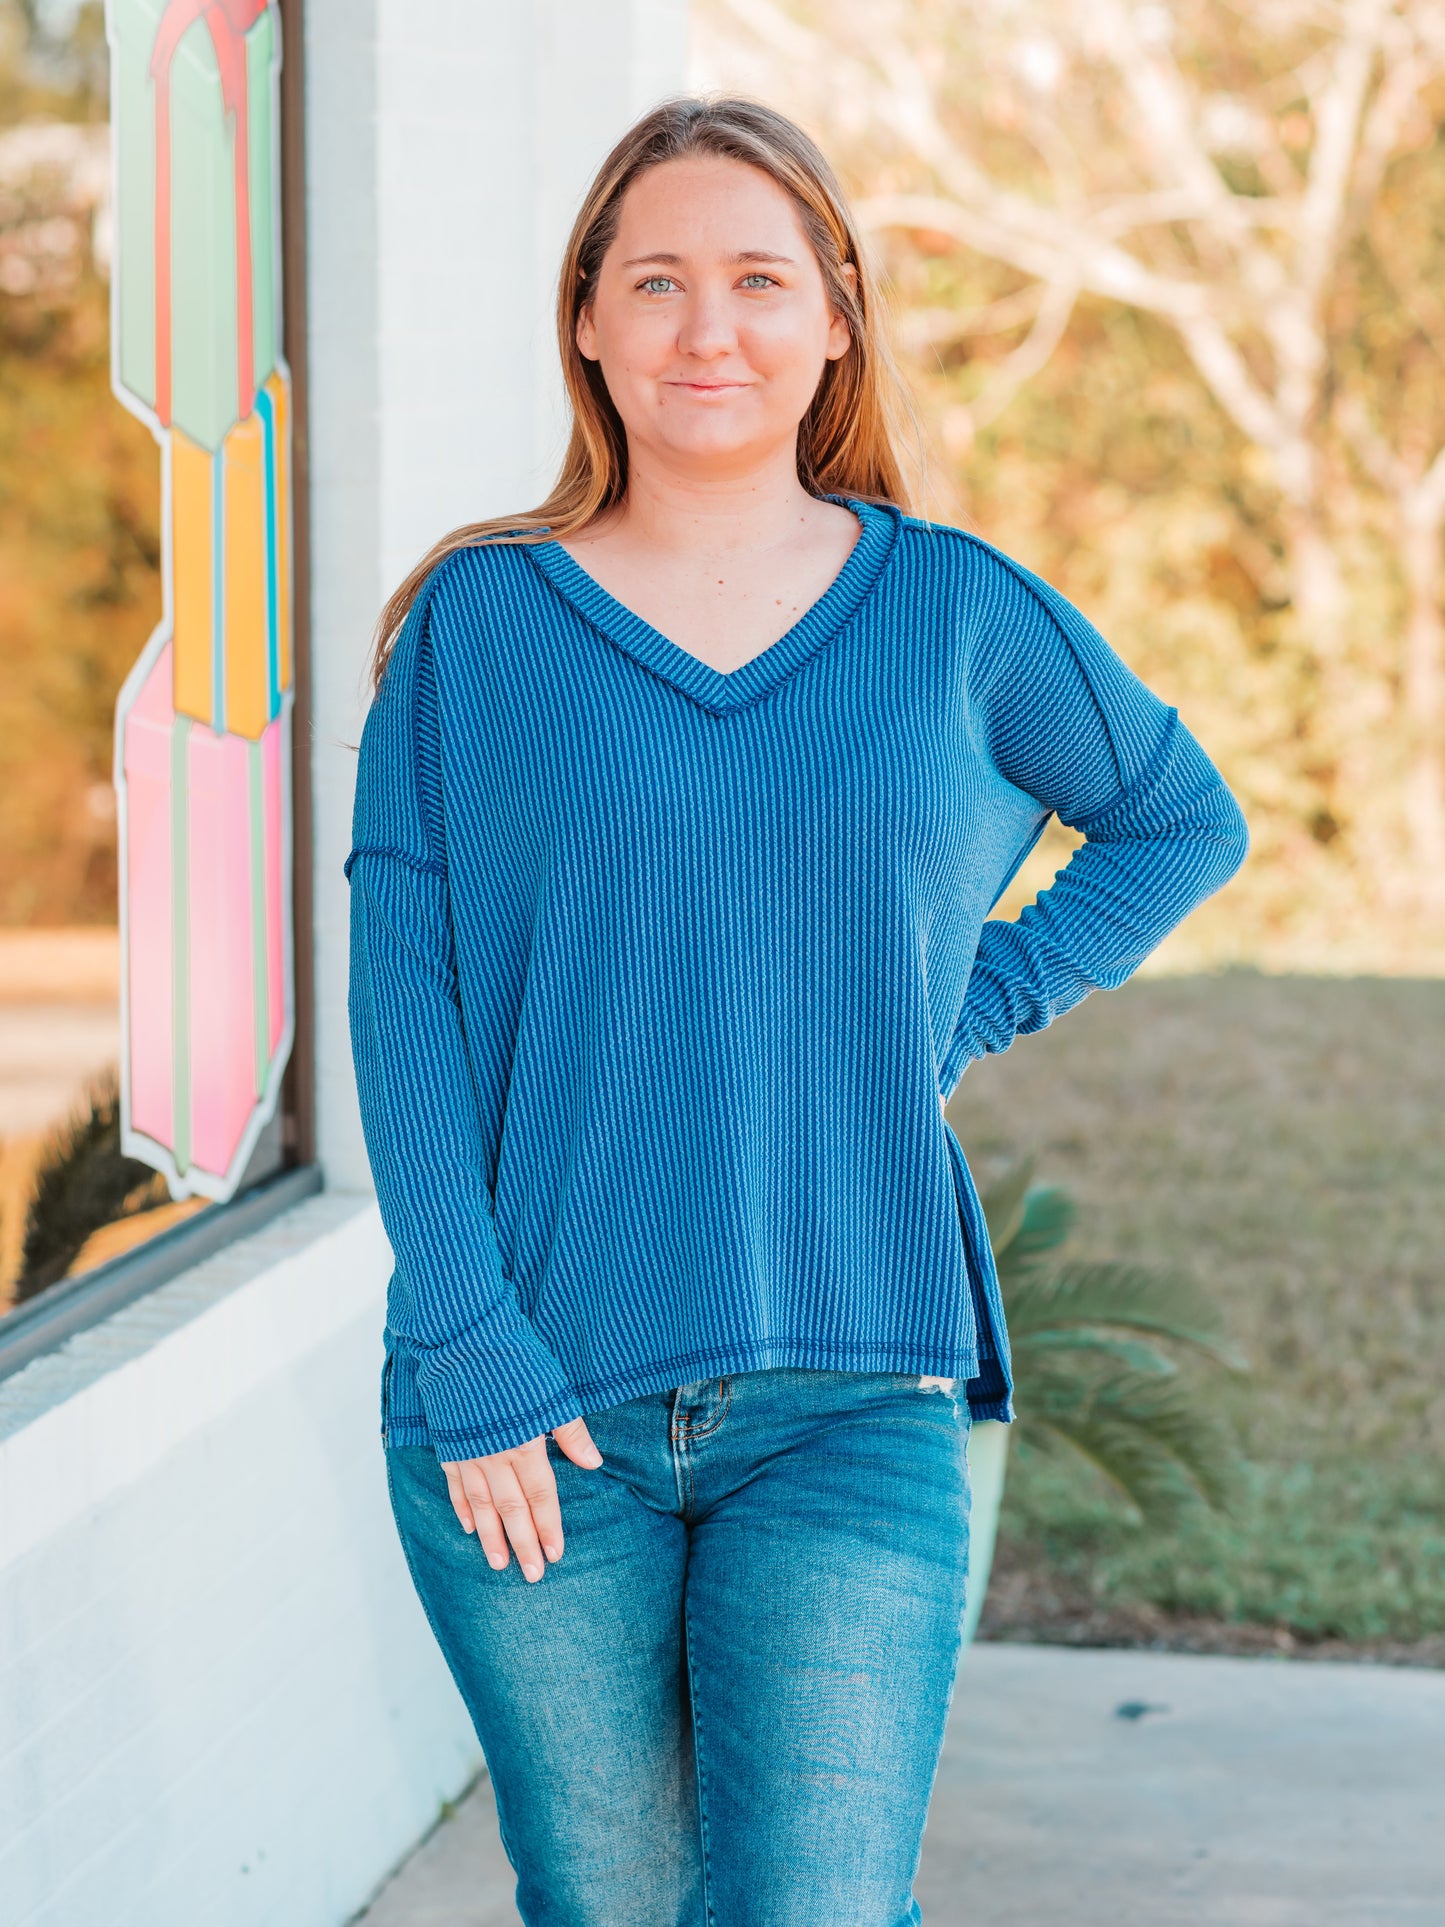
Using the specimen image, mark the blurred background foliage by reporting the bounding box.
[0,0,158,926]
[947,970,1445,1658]
[698,0,1445,974]
[0,0,105,124]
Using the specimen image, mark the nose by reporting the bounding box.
[675,287,737,361]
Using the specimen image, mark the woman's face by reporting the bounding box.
[577,154,853,478]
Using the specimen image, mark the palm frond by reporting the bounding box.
[1012,1329,1180,1377]
[978,1155,1035,1264]
[15,1066,167,1304]
[1021,1357,1239,1522]
[1004,1184,1076,1268]
[967,1151,1246,1526]
[1006,1262,1250,1373]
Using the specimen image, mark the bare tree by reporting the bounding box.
[698,0,1445,903]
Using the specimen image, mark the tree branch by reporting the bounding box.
[965,272,1081,432]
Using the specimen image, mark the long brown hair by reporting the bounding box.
[366,93,918,695]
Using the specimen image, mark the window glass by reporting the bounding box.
[1,1,297,1323]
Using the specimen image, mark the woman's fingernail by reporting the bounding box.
[488,1553,507,1570]
[582,1447,603,1467]
[543,1541,562,1561]
[522,1560,543,1582]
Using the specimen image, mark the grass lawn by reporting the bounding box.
[945,969,1445,1664]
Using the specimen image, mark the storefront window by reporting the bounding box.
[1,0,303,1327]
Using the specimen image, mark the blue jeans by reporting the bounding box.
[384,1366,973,1927]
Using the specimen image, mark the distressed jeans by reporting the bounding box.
[384,1366,973,1927]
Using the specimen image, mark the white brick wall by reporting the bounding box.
[0,1198,478,1927]
[2,4,690,1920]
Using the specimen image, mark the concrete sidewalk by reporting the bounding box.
[354,1643,1445,1925]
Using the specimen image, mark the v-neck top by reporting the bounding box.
[528,496,888,713]
[345,499,1249,1461]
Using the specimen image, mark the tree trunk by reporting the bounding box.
[1282,512,1349,658]
[1399,505,1445,907]
[1279,487,1354,853]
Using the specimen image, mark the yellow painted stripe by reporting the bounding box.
[223,411,269,740]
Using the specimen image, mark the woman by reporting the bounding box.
[346,95,1248,1927]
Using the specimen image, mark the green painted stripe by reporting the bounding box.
[248,737,269,1096]
[247,10,278,385]
[169,15,238,449]
[113,9,158,412]
[171,713,192,1177]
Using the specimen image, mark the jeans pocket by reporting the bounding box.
[874,1370,956,1396]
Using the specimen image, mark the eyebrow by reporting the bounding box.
[617,250,798,268]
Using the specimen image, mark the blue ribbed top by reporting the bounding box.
[345,498,1249,1461]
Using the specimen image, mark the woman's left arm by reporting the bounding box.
[940,548,1250,1095]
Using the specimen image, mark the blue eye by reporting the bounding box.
[740,273,777,290]
[640,276,676,294]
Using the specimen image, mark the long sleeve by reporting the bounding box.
[939,549,1249,1094]
[345,576,583,1460]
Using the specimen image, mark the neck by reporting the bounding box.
[608,441,823,556]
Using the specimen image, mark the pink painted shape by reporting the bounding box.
[122,644,176,1148]
[262,715,285,1055]
[187,723,256,1177]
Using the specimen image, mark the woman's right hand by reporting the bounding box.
[440,1417,603,1582]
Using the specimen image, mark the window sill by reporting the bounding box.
[0,1181,390,1569]
[0,1163,324,1386]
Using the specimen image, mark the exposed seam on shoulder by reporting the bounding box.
[1067,706,1182,831]
[911,519,1147,794]
[397,542,483,657]
[903,515,1082,636]
[899,511,975,543]
[422,541,501,593]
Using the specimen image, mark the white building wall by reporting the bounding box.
[0,1200,470,1927]
[0,6,689,1922]
[313,0,689,1196]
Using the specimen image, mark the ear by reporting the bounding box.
[576,295,600,363]
[825,262,856,362]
